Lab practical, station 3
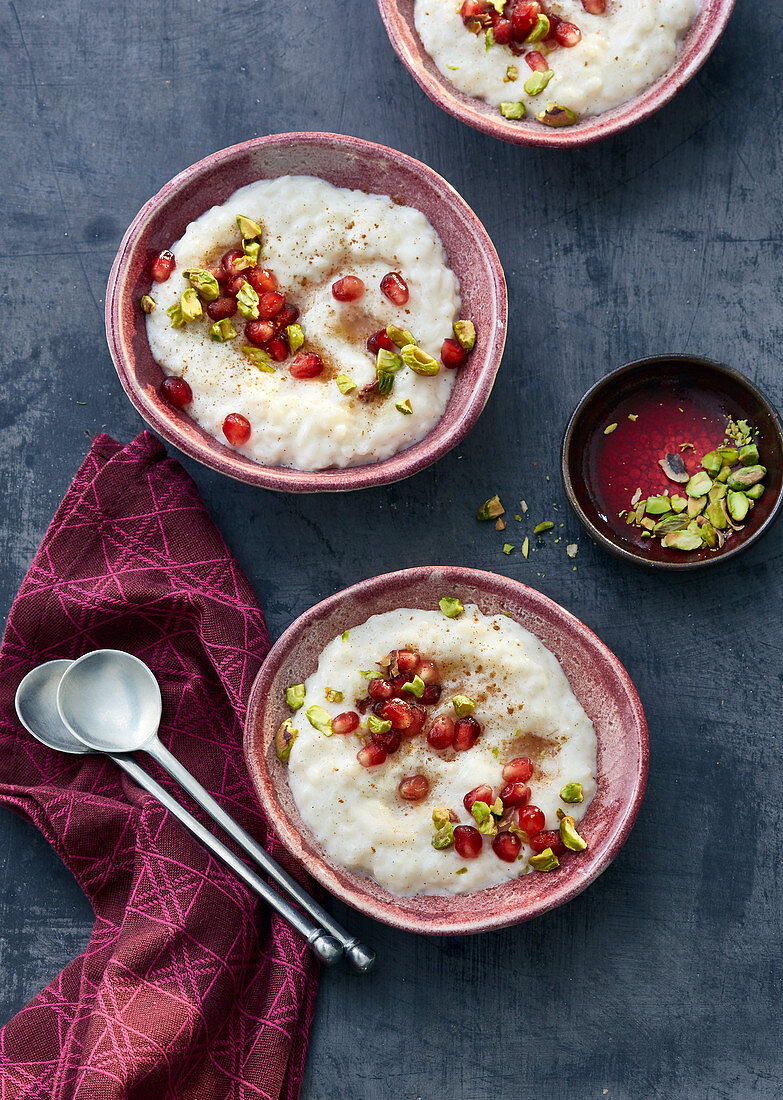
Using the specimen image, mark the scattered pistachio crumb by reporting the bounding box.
[628,413,638,421]
[566,543,578,558]
[519,500,528,513]
[603,423,618,435]
[456,867,468,875]
[521,537,530,559]
[534,521,554,535]
[439,596,464,618]
[503,543,514,555]
[491,746,499,758]
[341,630,349,642]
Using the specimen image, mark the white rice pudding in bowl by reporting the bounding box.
[414,0,699,127]
[280,604,597,896]
[144,175,475,470]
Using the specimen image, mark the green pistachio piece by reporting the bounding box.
[285,684,305,710]
[325,687,343,703]
[167,302,186,327]
[641,517,655,531]
[439,596,464,618]
[341,630,349,642]
[727,489,750,522]
[523,69,554,96]
[700,450,723,477]
[182,268,220,302]
[236,281,260,320]
[358,669,382,679]
[537,102,578,127]
[559,815,588,852]
[687,495,707,518]
[701,520,718,549]
[395,398,413,415]
[633,502,647,524]
[560,782,583,804]
[739,442,760,466]
[453,319,476,352]
[431,822,454,849]
[686,471,713,497]
[718,446,739,465]
[504,64,518,83]
[367,714,392,736]
[386,324,415,348]
[452,694,476,718]
[706,501,727,530]
[652,514,688,536]
[477,495,504,521]
[401,674,425,698]
[661,531,704,551]
[746,483,765,500]
[336,374,356,395]
[432,808,452,830]
[471,801,497,836]
[286,324,304,353]
[529,848,560,871]
[210,318,237,342]
[242,345,275,373]
[708,482,728,503]
[670,495,688,514]
[500,101,526,120]
[242,239,261,267]
[306,705,333,736]
[275,718,297,764]
[180,287,203,321]
[400,344,440,376]
[727,465,766,490]
[534,521,555,534]
[236,214,264,240]
[485,27,495,50]
[604,423,618,435]
[140,294,156,313]
[503,543,514,555]
[377,371,395,395]
[377,347,403,375]
[645,496,671,515]
[716,465,730,483]
[490,797,504,816]
[525,13,549,41]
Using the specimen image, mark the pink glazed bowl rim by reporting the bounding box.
[375,0,736,148]
[105,132,507,493]
[244,566,649,935]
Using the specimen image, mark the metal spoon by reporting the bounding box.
[56,649,375,972]
[15,660,343,967]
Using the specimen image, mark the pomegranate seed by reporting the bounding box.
[225,275,247,297]
[159,376,192,408]
[441,338,467,369]
[206,296,238,321]
[246,267,278,295]
[453,716,481,752]
[373,729,402,754]
[150,249,175,282]
[581,0,606,12]
[417,660,440,685]
[555,19,581,46]
[427,715,455,750]
[396,650,421,674]
[357,743,387,768]
[517,805,545,837]
[493,17,513,44]
[499,781,531,808]
[492,833,522,862]
[460,0,492,27]
[257,291,285,319]
[332,275,365,302]
[374,698,415,730]
[398,774,430,802]
[290,352,324,379]
[380,271,410,306]
[463,784,493,813]
[223,413,251,446]
[502,757,534,783]
[530,830,565,856]
[274,302,300,329]
[421,684,442,705]
[389,675,410,697]
[332,711,360,735]
[525,50,549,72]
[245,320,276,346]
[267,336,289,362]
[221,249,248,278]
[511,1,541,41]
[453,825,483,859]
[368,677,394,701]
[400,704,426,738]
[545,12,561,38]
[367,329,395,355]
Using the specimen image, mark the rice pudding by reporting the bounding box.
[144,176,475,470]
[414,0,699,125]
[281,603,597,896]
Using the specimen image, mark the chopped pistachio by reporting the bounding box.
[182,268,220,301]
[285,683,305,710]
[286,324,304,353]
[628,413,639,421]
[477,495,505,521]
[140,294,156,313]
[529,848,560,871]
[687,495,707,518]
[525,13,550,41]
[537,102,578,127]
[686,471,713,497]
[167,302,186,327]
[471,801,498,835]
[708,482,728,503]
[377,347,403,375]
[746,483,765,500]
[180,287,203,321]
[453,319,477,351]
[718,445,740,464]
[210,318,237,342]
[431,822,454,849]
[358,669,382,679]
[452,695,476,718]
[727,465,765,490]
[439,597,464,618]
[670,494,688,513]
[325,687,343,703]
[504,64,519,82]
[275,718,297,763]
[336,373,357,395]
[603,423,618,435]
[367,713,392,736]
[640,517,656,531]
[706,501,728,530]
[700,450,723,477]
[560,782,583,804]
[485,27,495,50]
[400,344,440,376]
[521,537,530,559]
[503,543,514,555]
[401,674,425,698]
[242,345,275,372]
[534,521,554,535]
[306,705,332,736]
[242,239,261,267]
[377,371,395,395]
[661,530,703,551]
[727,489,750,522]
[341,630,350,642]
[455,867,468,875]
[236,214,264,240]
[701,520,718,549]
[565,543,578,559]
[716,465,731,483]
[645,496,671,515]
[653,513,689,536]
[432,808,454,830]
[389,395,412,416]
[524,69,554,96]
[386,324,415,348]
[519,500,528,513]
[500,101,526,119]
[560,815,588,852]
[236,281,260,320]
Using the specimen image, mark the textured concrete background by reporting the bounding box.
[1,1,781,1097]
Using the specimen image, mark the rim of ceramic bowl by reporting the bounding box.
[106,132,507,493]
[244,565,648,935]
[375,0,736,148]
[560,353,783,570]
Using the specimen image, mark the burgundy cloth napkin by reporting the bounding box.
[0,433,319,1099]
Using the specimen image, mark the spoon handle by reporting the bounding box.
[147,739,375,973]
[110,753,342,967]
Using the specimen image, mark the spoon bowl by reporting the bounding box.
[57,649,162,752]
[14,660,89,754]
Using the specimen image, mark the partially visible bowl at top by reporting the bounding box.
[106,132,507,493]
[375,0,736,148]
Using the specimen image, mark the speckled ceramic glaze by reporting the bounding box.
[244,566,648,935]
[106,133,507,492]
[375,0,735,147]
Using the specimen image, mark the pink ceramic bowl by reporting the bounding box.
[376,0,735,148]
[244,566,648,935]
[106,133,507,493]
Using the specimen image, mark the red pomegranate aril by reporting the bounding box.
[245,319,276,346]
[581,0,606,12]
[517,805,545,837]
[421,684,442,705]
[332,275,365,302]
[398,774,430,802]
[388,674,410,697]
[221,249,248,278]
[357,743,387,768]
[332,711,360,735]
[463,784,493,813]
[367,329,395,355]
[373,728,402,754]
[380,271,410,306]
[206,296,238,321]
[441,338,467,369]
[499,781,531,808]
[290,352,324,379]
[223,413,251,446]
[525,50,549,72]
[453,825,483,859]
[159,376,192,408]
[417,659,440,684]
[530,830,565,856]
[453,716,481,752]
[492,832,522,862]
[375,698,415,730]
[406,704,427,737]
[257,291,285,319]
[396,650,421,674]
[427,715,455,750]
[511,1,541,40]
[502,756,534,783]
[151,249,176,282]
[274,302,300,329]
[555,19,581,46]
[493,17,513,43]
[225,274,247,297]
[545,12,561,38]
[267,336,289,362]
[368,677,394,701]
[245,267,278,295]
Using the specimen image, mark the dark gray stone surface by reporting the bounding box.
[1,0,780,1096]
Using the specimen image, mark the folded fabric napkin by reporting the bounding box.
[0,433,319,1099]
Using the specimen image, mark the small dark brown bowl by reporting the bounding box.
[561,355,783,570]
